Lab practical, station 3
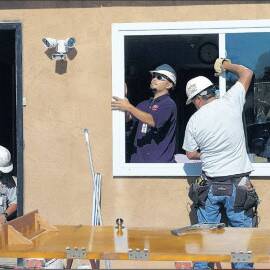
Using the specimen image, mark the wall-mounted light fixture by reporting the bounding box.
[42,37,76,61]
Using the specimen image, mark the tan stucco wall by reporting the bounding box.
[0,0,270,251]
[0,0,269,225]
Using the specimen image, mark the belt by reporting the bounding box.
[202,171,250,182]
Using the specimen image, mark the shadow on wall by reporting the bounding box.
[44,47,77,74]
[0,0,267,9]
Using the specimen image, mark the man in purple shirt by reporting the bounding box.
[111,64,177,163]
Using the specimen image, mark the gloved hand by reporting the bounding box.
[214,58,231,76]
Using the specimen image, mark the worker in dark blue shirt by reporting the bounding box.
[111,64,177,163]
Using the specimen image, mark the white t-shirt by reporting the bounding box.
[183,81,253,177]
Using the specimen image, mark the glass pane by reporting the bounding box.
[226,32,270,163]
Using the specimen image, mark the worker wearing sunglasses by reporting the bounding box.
[152,73,169,81]
[111,64,177,163]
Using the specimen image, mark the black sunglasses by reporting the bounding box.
[152,73,168,81]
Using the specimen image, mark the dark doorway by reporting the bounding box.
[0,23,23,217]
[0,30,16,170]
[124,34,218,161]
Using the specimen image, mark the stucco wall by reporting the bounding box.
[0,1,270,268]
[0,0,269,249]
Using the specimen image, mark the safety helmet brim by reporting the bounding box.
[0,163,13,174]
[186,92,200,105]
[0,145,13,173]
[149,64,177,85]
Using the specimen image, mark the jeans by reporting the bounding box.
[193,185,253,270]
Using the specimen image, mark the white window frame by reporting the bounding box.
[112,19,270,177]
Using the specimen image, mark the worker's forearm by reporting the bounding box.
[223,61,253,91]
[5,204,17,217]
[128,106,155,127]
[223,62,252,78]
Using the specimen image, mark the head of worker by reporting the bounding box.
[185,76,217,110]
[149,64,177,94]
[0,145,13,176]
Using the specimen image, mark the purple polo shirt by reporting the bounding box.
[130,94,177,163]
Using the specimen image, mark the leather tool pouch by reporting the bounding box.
[212,181,233,196]
[234,187,247,212]
[244,189,259,210]
[234,186,259,216]
[188,182,210,208]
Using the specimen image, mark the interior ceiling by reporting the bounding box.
[125,34,218,68]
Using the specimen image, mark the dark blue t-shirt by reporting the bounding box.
[130,94,177,163]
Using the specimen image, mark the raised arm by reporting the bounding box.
[222,60,253,93]
[215,58,253,93]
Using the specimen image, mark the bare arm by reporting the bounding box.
[222,61,253,93]
[111,96,155,127]
[5,203,17,217]
[186,150,201,160]
[0,203,17,224]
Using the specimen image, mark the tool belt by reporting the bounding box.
[189,173,259,225]
[188,175,233,208]
[234,181,260,227]
[188,174,210,208]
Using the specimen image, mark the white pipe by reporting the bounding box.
[83,128,95,182]
[83,128,109,268]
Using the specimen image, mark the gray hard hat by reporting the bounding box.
[150,64,177,85]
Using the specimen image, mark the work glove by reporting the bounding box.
[214,58,231,76]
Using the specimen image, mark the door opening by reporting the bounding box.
[0,23,23,218]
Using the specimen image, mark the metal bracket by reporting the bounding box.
[128,248,149,260]
[231,251,253,263]
[66,247,87,259]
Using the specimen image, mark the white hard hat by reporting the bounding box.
[186,76,213,105]
[150,64,177,85]
[0,146,13,173]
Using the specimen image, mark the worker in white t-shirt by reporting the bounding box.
[183,59,259,270]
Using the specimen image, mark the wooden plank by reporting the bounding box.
[0,210,58,249]
[7,225,33,250]
[1,213,270,263]
[0,225,270,263]
[5,210,41,239]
